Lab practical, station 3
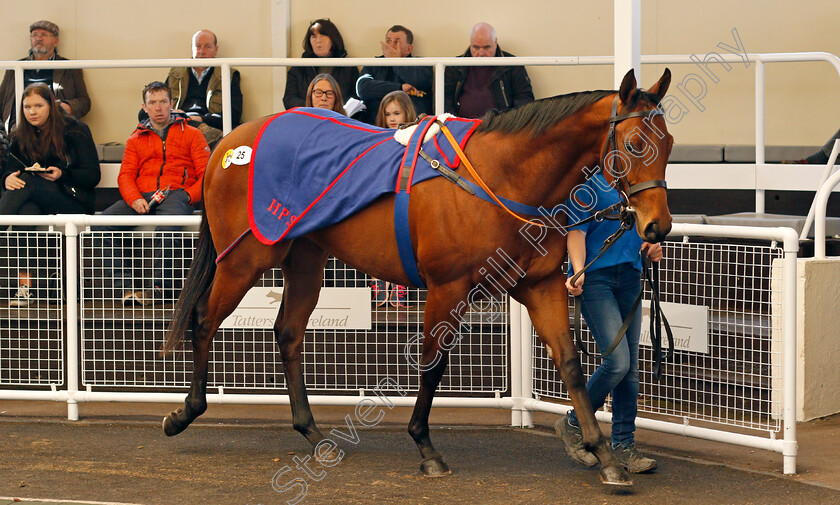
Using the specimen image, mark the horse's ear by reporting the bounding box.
[618,69,636,103]
[647,68,672,100]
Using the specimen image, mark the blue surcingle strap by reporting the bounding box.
[393,116,436,289]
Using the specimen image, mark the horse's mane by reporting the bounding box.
[475,88,658,138]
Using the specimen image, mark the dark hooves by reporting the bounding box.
[162,408,189,437]
[420,456,451,478]
[599,465,633,487]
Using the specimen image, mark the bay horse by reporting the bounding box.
[161,69,673,487]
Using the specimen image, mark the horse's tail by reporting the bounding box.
[161,213,216,355]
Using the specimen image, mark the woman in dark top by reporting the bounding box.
[282,18,359,110]
[0,82,101,307]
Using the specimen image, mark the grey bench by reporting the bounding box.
[724,145,818,163]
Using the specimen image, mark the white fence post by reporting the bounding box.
[519,302,534,428]
[64,218,81,421]
[509,300,522,427]
[781,228,799,474]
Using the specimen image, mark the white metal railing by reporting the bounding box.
[4,52,840,205]
[0,215,800,474]
[519,222,800,474]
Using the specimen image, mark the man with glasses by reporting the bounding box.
[0,20,91,132]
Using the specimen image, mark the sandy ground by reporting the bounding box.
[0,401,838,504]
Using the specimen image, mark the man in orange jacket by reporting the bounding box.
[100,81,210,305]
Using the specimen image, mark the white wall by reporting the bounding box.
[796,258,840,421]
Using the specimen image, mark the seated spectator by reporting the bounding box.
[0,20,91,132]
[306,74,347,115]
[356,24,433,124]
[371,90,417,307]
[283,19,359,111]
[444,22,534,118]
[376,90,417,129]
[0,83,100,307]
[139,29,242,149]
[99,81,208,306]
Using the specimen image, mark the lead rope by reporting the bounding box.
[643,252,674,380]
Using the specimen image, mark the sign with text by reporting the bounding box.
[640,301,709,354]
[219,287,372,330]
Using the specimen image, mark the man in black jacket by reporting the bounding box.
[356,25,433,124]
[444,22,534,118]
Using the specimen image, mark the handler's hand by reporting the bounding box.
[131,198,150,214]
[641,242,663,262]
[565,273,584,296]
[5,171,24,190]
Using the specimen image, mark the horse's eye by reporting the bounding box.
[624,141,642,155]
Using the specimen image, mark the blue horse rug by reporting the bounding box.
[247,108,480,244]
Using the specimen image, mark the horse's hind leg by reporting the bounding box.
[407,285,466,477]
[163,240,289,436]
[275,238,330,448]
[515,276,632,487]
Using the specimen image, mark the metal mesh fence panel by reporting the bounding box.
[0,230,64,386]
[533,238,783,433]
[80,231,508,395]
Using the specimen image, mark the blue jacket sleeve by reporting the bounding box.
[356,67,401,102]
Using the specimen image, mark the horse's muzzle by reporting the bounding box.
[644,220,671,243]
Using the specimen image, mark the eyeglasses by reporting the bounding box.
[312,89,335,99]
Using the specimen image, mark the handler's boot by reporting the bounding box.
[612,442,657,473]
[555,414,598,467]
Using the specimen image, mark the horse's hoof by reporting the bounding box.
[162,411,188,437]
[420,457,451,478]
[312,442,343,466]
[599,465,633,487]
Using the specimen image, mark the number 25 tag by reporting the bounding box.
[222,146,253,169]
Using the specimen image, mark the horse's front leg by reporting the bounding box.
[514,277,632,487]
[406,284,466,477]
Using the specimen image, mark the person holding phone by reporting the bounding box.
[0,82,100,307]
[98,81,208,306]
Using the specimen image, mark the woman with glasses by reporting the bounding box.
[283,18,359,111]
[305,74,347,115]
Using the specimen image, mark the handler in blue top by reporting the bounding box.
[556,170,662,474]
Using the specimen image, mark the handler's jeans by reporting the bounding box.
[567,263,642,448]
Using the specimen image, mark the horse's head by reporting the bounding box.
[602,68,674,243]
